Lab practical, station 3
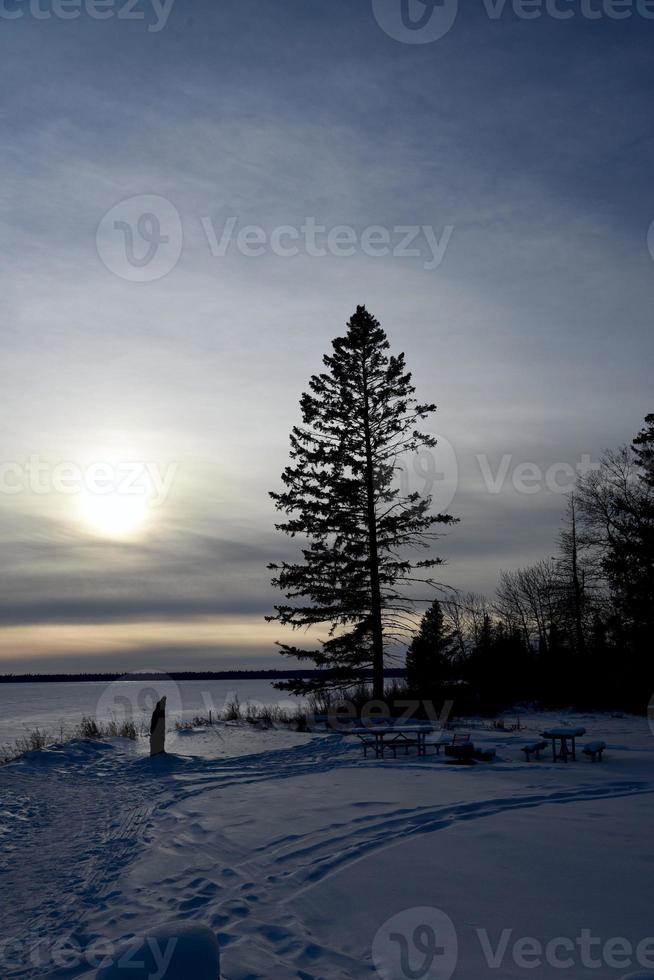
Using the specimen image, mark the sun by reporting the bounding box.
[78,488,150,539]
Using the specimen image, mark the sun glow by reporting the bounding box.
[77,487,150,539]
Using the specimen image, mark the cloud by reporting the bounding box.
[1,0,652,669]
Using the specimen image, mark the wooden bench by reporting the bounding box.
[582,741,606,763]
[522,740,548,762]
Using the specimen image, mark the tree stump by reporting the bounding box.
[150,696,167,756]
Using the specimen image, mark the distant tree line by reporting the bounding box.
[405,415,654,714]
[0,669,406,685]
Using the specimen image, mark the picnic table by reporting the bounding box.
[540,726,586,763]
[345,725,435,759]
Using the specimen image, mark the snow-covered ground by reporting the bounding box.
[1,713,653,979]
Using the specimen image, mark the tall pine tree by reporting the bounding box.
[268,306,456,698]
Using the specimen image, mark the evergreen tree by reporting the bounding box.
[268,306,456,697]
[405,599,455,694]
[633,414,654,487]
[466,613,497,709]
[577,415,654,705]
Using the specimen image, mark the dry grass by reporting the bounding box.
[0,715,141,765]
[175,698,309,731]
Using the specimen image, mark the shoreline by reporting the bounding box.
[0,669,406,684]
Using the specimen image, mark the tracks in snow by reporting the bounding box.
[2,735,653,979]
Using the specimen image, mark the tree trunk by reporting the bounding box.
[361,359,385,699]
[570,496,586,656]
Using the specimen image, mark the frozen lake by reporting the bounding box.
[0,678,305,745]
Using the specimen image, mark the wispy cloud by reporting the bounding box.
[1,0,652,669]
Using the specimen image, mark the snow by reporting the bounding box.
[94,923,220,980]
[1,713,653,979]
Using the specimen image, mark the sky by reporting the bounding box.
[1,0,653,672]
